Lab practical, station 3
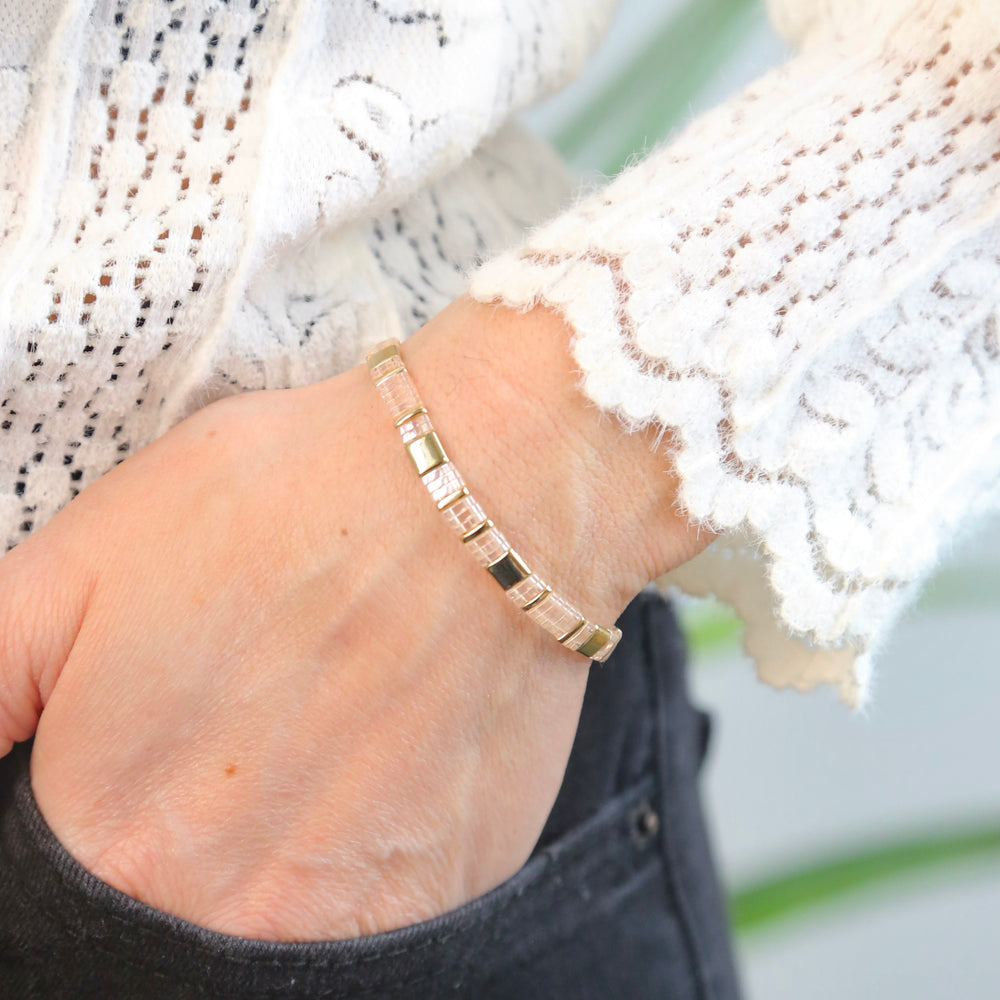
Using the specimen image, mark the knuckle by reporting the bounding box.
[0,534,89,711]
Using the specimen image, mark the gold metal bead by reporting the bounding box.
[437,486,470,510]
[486,549,532,590]
[461,518,493,543]
[577,626,614,660]
[393,405,428,427]
[406,431,447,476]
[522,587,551,612]
[374,365,407,387]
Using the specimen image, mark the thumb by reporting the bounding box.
[0,533,91,757]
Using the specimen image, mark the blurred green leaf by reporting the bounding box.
[679,560,1000,664]
[555,0,759,175]
[731,821,1000,933]
[916,564,1000,614]
[679,599,743,656]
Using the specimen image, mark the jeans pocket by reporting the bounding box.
[0,736,698,1000]
[0,593,741,1000]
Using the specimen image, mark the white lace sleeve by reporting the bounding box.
[469,0,1000,707]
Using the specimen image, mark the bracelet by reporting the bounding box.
[365,339,621,663]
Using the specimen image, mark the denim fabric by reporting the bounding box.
[0,592,742,999]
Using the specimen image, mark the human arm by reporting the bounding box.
[3,0,985,944]
[0,295,706,939]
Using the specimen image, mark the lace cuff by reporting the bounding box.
[470,0,1000,707]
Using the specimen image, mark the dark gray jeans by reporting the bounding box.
[0,592,742,999]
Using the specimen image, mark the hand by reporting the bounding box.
[0,298,707,940]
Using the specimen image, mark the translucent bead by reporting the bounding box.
[525,591,584,640]
[506,574,547,609]
[397,411,433,444]
[422,462,465,505]
[377,370,421,422]
[370,355,404,382]
[441,493,487,536]
[464,525,509,567]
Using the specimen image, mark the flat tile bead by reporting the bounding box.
[397,412,433,445]
[441,494,487,536]
[370,356,404,382]
[525,591,584,640]
[464,525,509,567]
[506,574,548,608]
[561,621,598,652]
[588,625,623,663]
[377,370,421,422]
[422,462,465,505]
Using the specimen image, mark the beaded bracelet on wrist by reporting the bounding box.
[365,339,621,663]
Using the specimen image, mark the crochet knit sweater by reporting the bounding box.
[1,0,998,708]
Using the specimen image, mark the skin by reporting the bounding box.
[0,297,709,940]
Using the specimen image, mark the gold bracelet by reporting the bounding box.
[365,339,621,663]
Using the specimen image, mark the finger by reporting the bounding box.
[0,533,92,756]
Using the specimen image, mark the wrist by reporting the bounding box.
[402,297,707,628]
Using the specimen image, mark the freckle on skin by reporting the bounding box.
[225,764,237,777]
[340,527,348,537]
